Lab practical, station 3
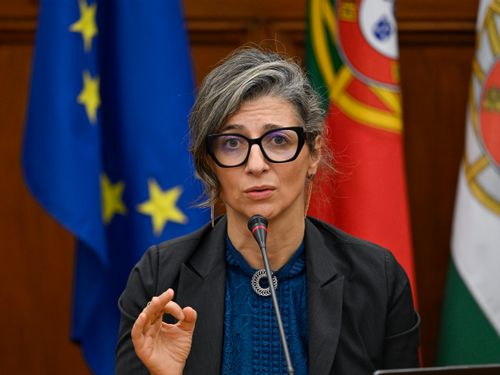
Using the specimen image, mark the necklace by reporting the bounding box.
[251,269,278,297]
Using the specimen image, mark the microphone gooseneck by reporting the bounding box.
[247,214,268,249]
[247,215,295,375]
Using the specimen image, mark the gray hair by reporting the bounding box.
[189,47,327,206]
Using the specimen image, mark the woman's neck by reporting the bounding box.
[226,211,305,270]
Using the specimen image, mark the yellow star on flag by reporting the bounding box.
[137,180,187,236]
[101,174,127,224]
[70,0,98,52]
[78,71,100,124]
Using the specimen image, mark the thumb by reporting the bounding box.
[178,306,197,332]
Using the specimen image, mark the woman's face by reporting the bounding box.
[213,95,321,224]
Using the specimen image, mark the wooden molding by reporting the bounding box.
[0,0,478,46]
[397,0,479,22]
[0,2,37,43]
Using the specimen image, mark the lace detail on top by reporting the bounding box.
[221,236,308,375]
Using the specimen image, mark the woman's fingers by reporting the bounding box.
[144,289,177,325]
[131,289,173,340]
[162,300,185,322]
[132,288,197,343]
[178,306,197,332]
[131,288,197,370]
[146,289,174,313]
[131,311,148,347]
[134,289,187,330]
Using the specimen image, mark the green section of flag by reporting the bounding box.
[305,0,343,112]
[305,7,329,112]
[437,260,500,365]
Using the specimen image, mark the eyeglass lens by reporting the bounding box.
[212,128,300,166]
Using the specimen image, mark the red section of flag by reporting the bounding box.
[480,60,500,166]
[307,0,416,300]
[346,77,392,111]
[309,105,416,291]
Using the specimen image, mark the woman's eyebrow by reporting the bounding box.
[262,123,283,130]
[220,124,244,132]
[220,123,289,133]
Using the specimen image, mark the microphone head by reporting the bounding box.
[247,214,268,232]
[247,215,268,249]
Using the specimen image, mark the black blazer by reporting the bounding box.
[116,216,419,375]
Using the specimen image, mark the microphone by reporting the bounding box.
[247,215,295,375]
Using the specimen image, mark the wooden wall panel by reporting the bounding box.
[0,0,481,372]
[0,1,91,374]
[0,40,90,375]
[183,0,305,19]
[397,0,478,22]
[397,1,478,363]
[399,44,474,364]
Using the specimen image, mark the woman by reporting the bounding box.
[115,48,419,375]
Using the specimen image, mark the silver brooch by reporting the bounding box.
[251,269,278,297]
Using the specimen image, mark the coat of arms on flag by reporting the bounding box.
[437,0,500,365]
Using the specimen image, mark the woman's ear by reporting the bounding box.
[308,135,322,176]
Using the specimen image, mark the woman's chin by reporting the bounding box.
[226,198,304,224]
[245,205,276,221]
[226,206,276,223]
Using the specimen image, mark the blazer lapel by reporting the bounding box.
[306,219,344,375]
[176,216,227,375]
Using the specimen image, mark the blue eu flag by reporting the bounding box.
[22,1,208,373]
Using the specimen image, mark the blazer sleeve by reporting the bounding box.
[382,251,420,369]
[115,246,160,375]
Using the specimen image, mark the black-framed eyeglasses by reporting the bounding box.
[206,126,306,168]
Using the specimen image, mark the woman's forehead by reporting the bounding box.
[220,123,286,133]
[220,96,301,132]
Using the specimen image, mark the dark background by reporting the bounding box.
[0,0,478,373]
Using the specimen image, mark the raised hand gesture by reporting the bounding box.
[131,289,197,375]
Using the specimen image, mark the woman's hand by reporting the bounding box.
[131,289,197,375]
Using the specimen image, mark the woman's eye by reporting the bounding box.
[222,137,242,149]
[270,134,288,145]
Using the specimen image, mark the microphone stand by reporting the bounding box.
[259,242,295,375]
[248,215,295,375]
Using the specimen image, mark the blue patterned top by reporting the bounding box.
[221,236,308,375]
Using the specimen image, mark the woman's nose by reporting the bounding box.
[245,144,269,174]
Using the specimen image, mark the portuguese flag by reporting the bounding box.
[436,0,500,364]
[306,0,416,291]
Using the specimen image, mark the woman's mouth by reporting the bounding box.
[244,186,276,200]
